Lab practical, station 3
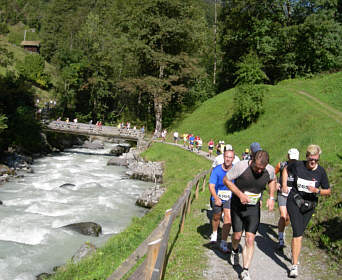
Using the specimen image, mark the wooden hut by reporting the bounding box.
[20,41,40,53]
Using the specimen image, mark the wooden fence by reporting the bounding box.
[107,168,211,280]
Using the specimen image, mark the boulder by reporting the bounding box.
[58,183,76,188]
[82,140,104,149]
[0,174,9,185]
[107,157,128,166]
[136,185,166,208]
[61,222,102,237]
[71,242,97,263]
[127,161,164,183]
[36,272,52,280]
[109,144,130,156]
[0,164,12,176]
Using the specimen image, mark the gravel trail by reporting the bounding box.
[203,209,315,280]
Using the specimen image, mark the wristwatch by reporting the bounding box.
[317,189,321,195]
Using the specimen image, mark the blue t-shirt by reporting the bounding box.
[189,136,195,144]
[209,164,232,202]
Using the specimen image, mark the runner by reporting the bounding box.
[183,133,188,147]
[189,134,195,151]
[197,137,203,153]
[209,149,235,253]
[223,150,276,280]
[212,144,240,168]
[282,145,331,278]
[173,131,179,144]
[275,148,299,249]
[241,148,251,160]
[208,139,214,158]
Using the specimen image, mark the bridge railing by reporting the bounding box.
[107,168,211,280]
[45,121,144,139]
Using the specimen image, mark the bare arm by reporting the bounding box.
[209,183,222,206]
[281,167,289,194]
[266,179,276,211]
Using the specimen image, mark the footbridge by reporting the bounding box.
[44,121,144,141]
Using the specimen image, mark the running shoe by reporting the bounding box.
[230,250,239,266]
[240,269,251,280]
[289,265,298,278]
[210,232,217,243]
[219,240,229,253]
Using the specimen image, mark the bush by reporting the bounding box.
[16,54,51,88]
[229,84,266,130]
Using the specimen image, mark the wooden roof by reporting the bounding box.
[20,41,40,47]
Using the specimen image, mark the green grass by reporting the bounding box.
[49,143,211,280]
[171,79,342,166]
[278,71,342,112]
[164,174,210,280]
[0,24,58,104]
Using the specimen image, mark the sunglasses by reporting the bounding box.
[307,158,319,162]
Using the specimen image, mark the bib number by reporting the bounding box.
[244,191,261,205]
[297,178,316,193]
[217,190,231,201]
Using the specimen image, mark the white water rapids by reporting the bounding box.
[0,144,152,280]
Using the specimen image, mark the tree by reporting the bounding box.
[115,0,207,134]
[230,52,267,130]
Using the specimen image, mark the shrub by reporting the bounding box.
[231,84,266,129]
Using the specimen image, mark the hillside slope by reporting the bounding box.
[175,72,342,165]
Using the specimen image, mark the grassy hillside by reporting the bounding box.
[174,74,342,166]
[0,23,57,104]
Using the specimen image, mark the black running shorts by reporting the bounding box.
[231,196,260,234]
[287,192,314,237]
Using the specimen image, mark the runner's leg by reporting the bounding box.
[242,232,256,269]
[221,208,231,242]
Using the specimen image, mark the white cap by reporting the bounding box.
[288,148,299,160]
[224,144,233,151]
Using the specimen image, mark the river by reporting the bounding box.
[0,144,152,280]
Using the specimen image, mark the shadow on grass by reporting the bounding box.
[256,222,291,271]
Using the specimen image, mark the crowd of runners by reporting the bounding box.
[207,142,330,280]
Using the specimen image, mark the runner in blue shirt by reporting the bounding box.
[209,149,235,253]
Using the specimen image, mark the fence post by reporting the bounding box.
[145,238,162,280]
[202,175,206,192]
[180,193,190,234]
[195,180,199,200]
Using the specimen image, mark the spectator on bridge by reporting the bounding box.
[141,126,145,133]
[66,118,69,123]
[73,118,78,123]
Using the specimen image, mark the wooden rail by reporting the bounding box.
[107,168,211,280]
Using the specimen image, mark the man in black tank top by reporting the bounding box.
[223,150,276,280]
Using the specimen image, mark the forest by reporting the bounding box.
[0,0,342,153]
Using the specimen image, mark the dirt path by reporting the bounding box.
[203,208,316,280]
[296,90,342,125]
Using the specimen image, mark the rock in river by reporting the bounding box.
[61,222,102,237]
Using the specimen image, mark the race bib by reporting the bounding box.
[244,191,261,205]
[282,187,292,197]
[297,177,316,193]
[217,190,231,201]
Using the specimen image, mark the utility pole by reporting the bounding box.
[213,0,217,85]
